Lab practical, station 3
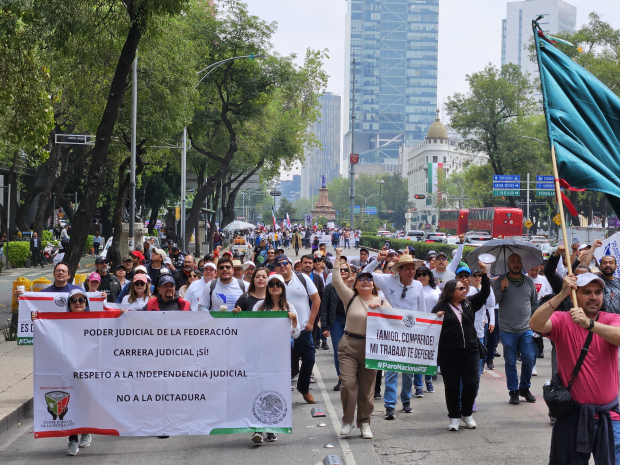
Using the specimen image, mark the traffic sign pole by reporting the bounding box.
[526,173,530,237]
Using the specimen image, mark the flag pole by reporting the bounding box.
[551,143,578,307]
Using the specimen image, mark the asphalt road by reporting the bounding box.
[0,246,560,464]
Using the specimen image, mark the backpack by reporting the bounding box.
[207,278,246,310]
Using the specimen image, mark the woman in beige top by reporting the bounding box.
[331,247,392,440]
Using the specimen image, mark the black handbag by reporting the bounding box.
[543,320,596,419]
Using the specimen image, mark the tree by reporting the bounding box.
[276,198,296,219]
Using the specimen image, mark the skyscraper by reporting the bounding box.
[502,0,576,77]
[343,0,439,172]
[300,92,341,200]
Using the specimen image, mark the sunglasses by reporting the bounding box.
[472,272,482,277]
[357,277,373,283]
[457,274,471,279]
[416,272,428,277]
[456,286,467,291]
[313,259,322,263]
[340,269,350,274]
[268,281,284,288]
[218,265,232,270]
[275,261,289,268]
[134,281,146,287]
[69,297,87,304]
[401,286,408,299]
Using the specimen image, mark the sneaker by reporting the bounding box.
[487,361,495,370]
[538,349,545,358]
[334,379,341,391]
[252,432,264,444]
[415,388,424,398]
[517,353,522,362]
[448,418,460,431]
[314,342,320,349]
[266,433,277,442]
[472,401,478,412]
[66,439,79,456]
[360,423,373,439]
[340,422,354,435]
[385,407,396,420]
[402,401,412,413]
[494,350,501,357]
[79,434,92,448]
[462,415,477,429]
[374,392,382,400]
[310,373,316,384]
[426,382,435,393]
[532,367,538,376]
[509,390,520,405]
[432,375,438,381]
[519,388,536,403]
[321,341,329,350]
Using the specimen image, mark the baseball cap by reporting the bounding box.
[275,254,289,264]
[115,264,126,271]
[135,265,147,273]
[242,261,256,270]
[95,256,108,264]
[578,244,591,252]
[130,251,144,260]
[133,274,148,284]
[436,252,448,259]
[576,273,605,288]
[204,262,217,271]
[267,274,285,285]
[163,257,172,266]
[455,266,471,276]
[152,248,166,259]
[122,255,132,263]
[203,253,215,262]
[87,272,101,282]
[158,275,175,287]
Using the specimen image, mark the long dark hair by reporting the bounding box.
[258,281,290,312]
[416,266,437,289]
[438,279,460,305]
[247,267,269,293]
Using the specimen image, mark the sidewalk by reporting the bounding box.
[0,341,33,440]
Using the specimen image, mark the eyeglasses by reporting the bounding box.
[268,281,284,288]
[267,252,275,255]
[218,265,232,270]
[416,272,428,278]
[456,286,467,291]
[357,277,373,283]
[275,261,289,268]
[69,297,87,304]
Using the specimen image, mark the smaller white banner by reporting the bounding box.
[594,231,620,278]
[17,292,105,345]
[365,308,442,375]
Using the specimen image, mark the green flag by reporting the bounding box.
[533,21,620,216]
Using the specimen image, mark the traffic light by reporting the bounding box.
[414,194,425,199]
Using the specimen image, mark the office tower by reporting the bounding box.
[502,0,576,78]
[300,92,341,200]
[280,175,301,203]
[343,0,439,173]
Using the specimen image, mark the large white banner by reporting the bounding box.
[17,292,105,345]
[365,308,442,375]
[594,231,620,278]
[33,311,292,438]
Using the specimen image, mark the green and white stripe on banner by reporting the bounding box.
[427,162,443,206]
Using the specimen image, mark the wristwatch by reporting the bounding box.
[587,319,595,331]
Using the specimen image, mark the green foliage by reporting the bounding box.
[276,198,296,218]
[3,241,31,267]
[41,230,53,241]
[359,235,476,259]
[84,235,93,254]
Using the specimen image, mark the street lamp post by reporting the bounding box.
[376,179,384,221]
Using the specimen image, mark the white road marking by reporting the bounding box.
[313,364,357,465]
[486,370,501,378]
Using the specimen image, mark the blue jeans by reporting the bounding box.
[329,314,346,376]
[414,374,432,388]
[344,238,350,248]
[384,371,413,408]
[293,330,315,394]
[499,330,537,391]
[599,419,620,464]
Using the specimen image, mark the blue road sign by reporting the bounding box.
[536,183,555,190]
[366,207,377,215]
[536,175,554,182]
[493,182,520,189]
[493,175,520,181]
[354,205,360,214]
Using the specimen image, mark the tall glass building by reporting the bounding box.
[343,0,439,172]
[300,92,341,199]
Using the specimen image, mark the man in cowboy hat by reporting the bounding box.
[363,250,426,420]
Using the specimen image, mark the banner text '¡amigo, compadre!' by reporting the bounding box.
[83,328,239,337]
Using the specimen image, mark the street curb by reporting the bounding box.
[0,397,33,443]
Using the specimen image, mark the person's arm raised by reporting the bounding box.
[530,275,576,333]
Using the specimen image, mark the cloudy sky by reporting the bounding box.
[242,0,620,178]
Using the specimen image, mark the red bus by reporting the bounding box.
[438,210,469,235]
[467,207,523,237]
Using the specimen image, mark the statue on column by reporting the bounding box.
[321,175,326,189]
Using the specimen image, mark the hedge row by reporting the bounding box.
[359,235,477,260]
[1,234,95,268]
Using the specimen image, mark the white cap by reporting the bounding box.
[576,273,605,288]
[242,261,255,270]
[578,244,591,252]
[267,274,285,285]
[163,257,172,265]
[204,263,217,271]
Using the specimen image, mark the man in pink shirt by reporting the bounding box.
[530,272,620,464]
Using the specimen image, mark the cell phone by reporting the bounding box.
[384,241,390,250]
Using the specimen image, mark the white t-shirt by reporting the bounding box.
[283,273,318,329]
[364,260,426,312]
[251,300,301,339]
[121,295,148,311]
[468,286,496,339]
[53,252,65,266]
[185,277,210,311]
[423,286,441,313]
[198,279,247,311]
[529,275,553,300]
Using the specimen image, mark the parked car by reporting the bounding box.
[404,230,426,242]
[464,233,492,247]
[425,232,447,243]
[391,231,405,239]
[444,236,460,245]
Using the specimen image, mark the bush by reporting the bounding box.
[84,235,94,254]
[359,235,477,260]
[41,230,53,241]
[3,241,31,267]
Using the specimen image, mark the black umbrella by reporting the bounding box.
[463,239,544,276]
